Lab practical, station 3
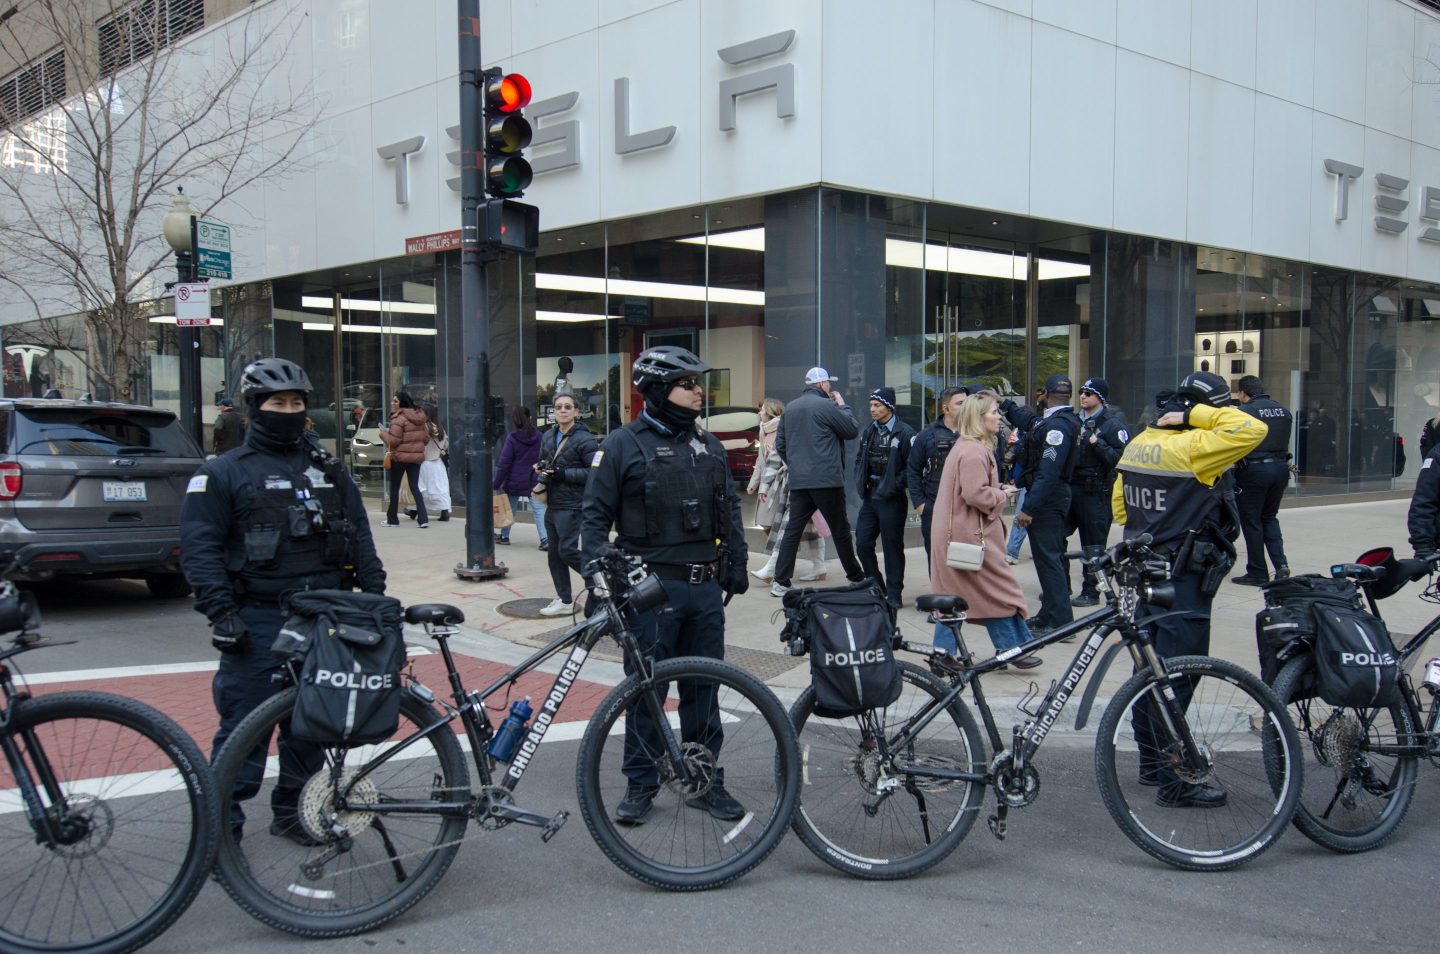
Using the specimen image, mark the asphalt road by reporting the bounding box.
[17,582,1440,954]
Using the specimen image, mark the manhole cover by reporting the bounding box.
[498,598,563,619]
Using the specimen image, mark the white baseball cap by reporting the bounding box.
[804,366,839,385]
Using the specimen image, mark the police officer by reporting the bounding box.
[581,346,749,825]
[854,386,916,608]
[909,386,966,566]
[1408,438,1440,561]
[1067,378,1130,607]
[996,374,1082,634]
[180,358,386,843]
[1231,374,1293,585]
[1112,371,1265,807]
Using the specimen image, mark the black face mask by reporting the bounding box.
[254,409,307,445]
[642,383,700,434]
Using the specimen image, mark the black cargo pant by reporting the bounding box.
[856,493,908,605]
[1066,482,1113,597]
[774,486,864,586]
[1236,462,1289,577]
[1130,571,1211,789]
[544,507,585,602]
[1027,487,1073,630]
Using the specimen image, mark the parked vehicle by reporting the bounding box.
[0,399,202,597]
[701,406,760,482]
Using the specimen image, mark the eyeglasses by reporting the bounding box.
[1079,388,1099,398]
[674,378,702,392]
[554,403,576,411]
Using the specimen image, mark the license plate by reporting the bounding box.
[103,481,147,502]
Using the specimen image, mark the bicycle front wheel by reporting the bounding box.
[789,661,986,880]
[575,656,800,890]
[1095,655,1301,871]
[1272,654,1419,852]
[212,687,469,938]
[0,691,217,954]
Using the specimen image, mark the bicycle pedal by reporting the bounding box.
[541,810,569,843]
[987,814,1007,840]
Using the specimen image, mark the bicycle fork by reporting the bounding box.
[1,726,85,849]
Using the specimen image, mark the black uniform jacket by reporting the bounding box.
[853,416,916,502]
[1002,401,1081,516]
[1408,445,1440,556]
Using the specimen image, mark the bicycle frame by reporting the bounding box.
[0,639,85,848]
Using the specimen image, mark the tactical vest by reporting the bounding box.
[226,446,352,600]
[1020,412,1079,489]
[1243,396,1293,459]
[922,426,957,499]
[617,424,729,549]
[865,423,896,479]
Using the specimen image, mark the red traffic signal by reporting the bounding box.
[484,71,531,114]
[482,68,533,197]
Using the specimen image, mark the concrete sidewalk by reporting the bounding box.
[370,497,1434,699]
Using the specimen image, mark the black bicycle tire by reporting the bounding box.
[1094,655,1302,871]
[788,660,986,880]
[574,655,800,890]
[0,691,218,954]
[212,687,469,937]
[1272,654,1419,853]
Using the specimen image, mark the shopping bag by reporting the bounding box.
[493,492,515,529]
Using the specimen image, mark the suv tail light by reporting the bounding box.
[0,462,20,499]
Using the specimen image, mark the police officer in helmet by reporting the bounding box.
[995,374,1082,635]
[1112,371,1265,807]
[581,345,749,825]
[180,357,386,843]
[1231,374,1293,585]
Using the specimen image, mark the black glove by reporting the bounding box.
[210,613,250,654]
[724,571,749,598]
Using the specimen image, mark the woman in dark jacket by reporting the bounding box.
[536,392,598,617]
[493,406,546,547]
[379,390,430,528]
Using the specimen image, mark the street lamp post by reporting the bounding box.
[162,189,202,445]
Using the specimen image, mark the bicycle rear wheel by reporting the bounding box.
[0,691,217,954]
[1271,655,1419,852]
[212,687,469,937]
[1094,655,1301,871]
[788,661,986,880]
[575,656,799,890]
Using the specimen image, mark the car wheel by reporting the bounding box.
[145,574,192,599]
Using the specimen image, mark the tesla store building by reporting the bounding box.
[6,0,1440,500]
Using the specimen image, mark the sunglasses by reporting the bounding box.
[1079,388,1100,397]
[674,378,702,391]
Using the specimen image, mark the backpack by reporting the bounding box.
[275,589,407,745]
[781,581,900,718]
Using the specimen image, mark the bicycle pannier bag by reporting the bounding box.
[1253,574,1360,693]
[1310,603,1400,709]
[277,590,407,745]
[781,581,900,718]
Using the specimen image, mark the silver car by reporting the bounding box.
[0,399,203,597]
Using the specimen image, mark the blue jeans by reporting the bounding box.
[933,612,1031,655]
[1006,488,1027,558]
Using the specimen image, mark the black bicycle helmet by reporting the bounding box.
[631,346,711,389]
[1176,370,1231,408]
[240,357,312,399]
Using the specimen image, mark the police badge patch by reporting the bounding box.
[1045,429,1065,446]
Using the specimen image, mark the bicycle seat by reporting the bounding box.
[916,595,968,614]
[404,603,465,626]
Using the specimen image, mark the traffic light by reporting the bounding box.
[481,198,539,253]
[482,68,532,197]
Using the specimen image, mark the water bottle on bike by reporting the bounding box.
[488,697,534,761]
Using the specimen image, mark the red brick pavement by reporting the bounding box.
[4,652,621,783]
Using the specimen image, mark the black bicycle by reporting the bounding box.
[788,534,1303,877]
[212,549,801,938]
[1269,547,1440,853]
[0,580,219,954]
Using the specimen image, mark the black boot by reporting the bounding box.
[439,510,450,522]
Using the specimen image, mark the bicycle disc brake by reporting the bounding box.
[45,794,113,857]
[662,741,718,798]
[989,752,1039,808]
[299,766,378,842]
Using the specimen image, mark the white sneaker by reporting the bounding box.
[770,582,792,598]
[538,598,575,617]
[1005,555,1019,565]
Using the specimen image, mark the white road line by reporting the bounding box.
[19,645,434,686]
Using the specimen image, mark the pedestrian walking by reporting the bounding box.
[179,358,386,843]
[770,367,866,596]
[414,403,451,522]
[212,397,244,455]
[492,405,546,547]
[379,391,430,528]
[535,391,598,617]
[1112,371,1263,807]
[747,398,783,535]
[1231,375,1293,585]
[580,346,749,824]
[929,393,1041,669]
[854,386,915,608]
[750,398,826,582]
[1067,377,1130,606]
[909,386,966,566]
[996,375,1082,635]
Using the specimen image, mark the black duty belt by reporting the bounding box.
[650,562,720,584]
[1245,456,1288,465]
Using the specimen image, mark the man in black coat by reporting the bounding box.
[854,386,916,608]
[1067,378,1131,606]
[1231,375,1293,585]
[908,386,966,566]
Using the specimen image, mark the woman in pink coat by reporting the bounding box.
[928,393,1041,670]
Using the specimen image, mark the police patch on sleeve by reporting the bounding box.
[1045,429,1065,446]
[1118,429,1129,443]
[1425,457,1435,470]
[186,475,208,493]
[591,450,605,467]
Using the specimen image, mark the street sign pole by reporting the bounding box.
[455,0,505,581]
[176,215,201,445]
